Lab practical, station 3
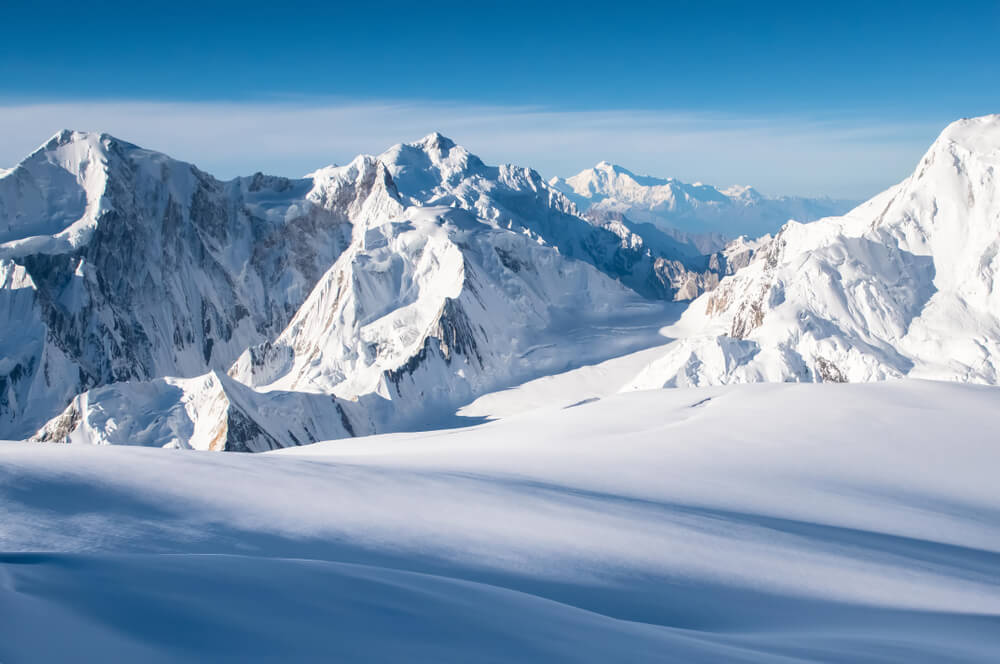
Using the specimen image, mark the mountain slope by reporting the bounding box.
[625,114,1000,389]
[228,203,656,433]
[3,131,695,447]
[32,370,366,452]
[376,133,720,299]
[551,161,856,244]
[0,131,390,438]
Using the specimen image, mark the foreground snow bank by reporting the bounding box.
[2,380,1000,662]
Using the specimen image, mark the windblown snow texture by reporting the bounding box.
[3,381,1000,662]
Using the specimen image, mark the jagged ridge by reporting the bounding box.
[3,130,712,448]
[624,115,1000,389]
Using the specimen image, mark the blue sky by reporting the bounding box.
[2,0,998,197]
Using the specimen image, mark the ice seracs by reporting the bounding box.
[624,114,1000,389]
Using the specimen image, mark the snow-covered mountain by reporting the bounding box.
[11,115,997,451]
[0,130,381,441]
[551,161,856,246]
[2,130,723,448]
[625,115,1000,389]
[7,118,1000,662]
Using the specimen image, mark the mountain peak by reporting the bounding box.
[935,114,1000,152]
[558,161,855,239]
[28,129,106,160]
[17,130,154,177]
[575,162,673,189]
[39,129,134,153]
[48,128,81,145]
[415,131,457,152]
[592,161,641,178]
[625,113,1000,390]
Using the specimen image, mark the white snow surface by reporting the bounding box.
[3,380,1000,661]
[627,115,1000,389]
[551,160,856,245]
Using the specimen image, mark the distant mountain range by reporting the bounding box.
[551,161,856,250]
[624,115,1000,389]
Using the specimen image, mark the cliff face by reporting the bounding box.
[1,131,388,437]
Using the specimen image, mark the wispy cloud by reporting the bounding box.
[0,99,946,198]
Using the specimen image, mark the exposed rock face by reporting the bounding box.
[582,208,763,301]
[1,132,399,438]
[815,358,847,383]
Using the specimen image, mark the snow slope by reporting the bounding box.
[551,161,856,245]
[3,380,1000,661]
[229,203,674,428]
[626,115,1000,389]
[374,133,722,299]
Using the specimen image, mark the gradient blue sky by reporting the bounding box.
[2,0,998,197]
